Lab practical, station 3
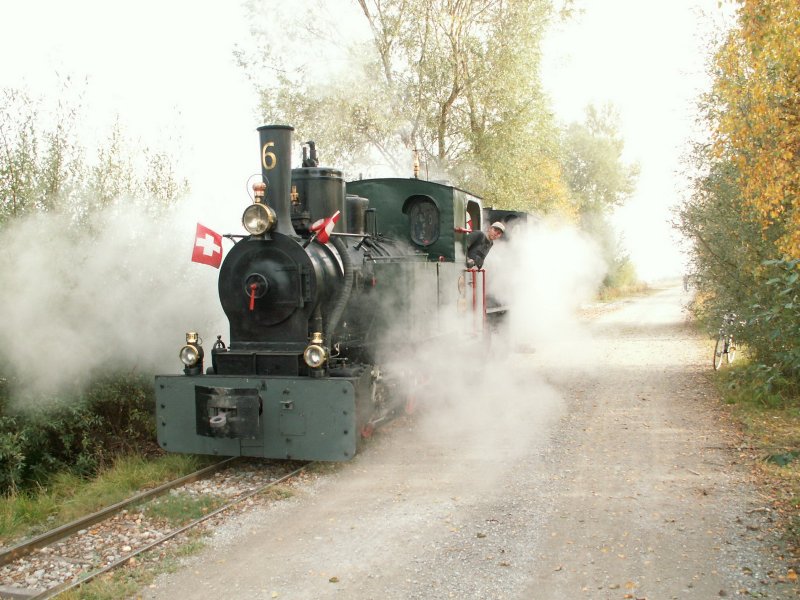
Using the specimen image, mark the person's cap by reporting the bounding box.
[491,221,506,233]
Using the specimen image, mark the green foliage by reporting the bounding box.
[0,454,201,542]
[0,84,189,495]
[750,258,800,382]
[0,88,85,224]
[562,104,640,213]
[560,105,640,288]
[678,149,800,399]
[677,156,768,327]
[0,85,187,228]
[677,0,800,399]
[602,254,640,291]
[0,372,157,494]
[84,119,138,217]
[242,0,572,215]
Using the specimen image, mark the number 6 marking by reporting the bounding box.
[262,142,277,170]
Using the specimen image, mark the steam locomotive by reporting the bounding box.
[155,125,518,461]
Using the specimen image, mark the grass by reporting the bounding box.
[596,280,652,302]
[0,453,210,544]
[144,491,226,526]
[0,453,229,600]
[716,364,800,558]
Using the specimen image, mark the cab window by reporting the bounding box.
[407,198,440,246]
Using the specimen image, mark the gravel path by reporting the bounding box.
[141,284,799,599]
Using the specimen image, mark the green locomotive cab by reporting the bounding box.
[346,178,484,265]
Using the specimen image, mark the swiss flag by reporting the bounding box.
[191,223,223,268]
[310,210,341,244]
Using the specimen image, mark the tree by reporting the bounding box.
[0,89,45,223]
[83,119,138,220]
[677,0,800,390]
[710,0,800,258]
[0,87,187,228]
[0,88,88,225]
[561,104,640,287]
[242,0,571,215]
[562,104,639,214]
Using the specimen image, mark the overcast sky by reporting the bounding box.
[542,0,734,279]
[1,0,734,280]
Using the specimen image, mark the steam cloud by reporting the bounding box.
[0,196,235,406]
[374,218,608,475]
[0,191,608,470]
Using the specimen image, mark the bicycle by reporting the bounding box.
[713,312,737,370]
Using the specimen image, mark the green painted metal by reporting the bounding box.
[155,373,367,461]
[347,178,482,264]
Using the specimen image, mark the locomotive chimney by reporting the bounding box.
[257,124,295,236]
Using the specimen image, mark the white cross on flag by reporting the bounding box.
[191,223,223,268]
[310,210,341,244]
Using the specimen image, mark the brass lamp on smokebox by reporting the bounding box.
[242,181,277,236]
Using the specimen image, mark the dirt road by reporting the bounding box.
[143,284,797,599]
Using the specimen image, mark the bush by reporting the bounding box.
[0,372,157,494]
[750,258,800,386]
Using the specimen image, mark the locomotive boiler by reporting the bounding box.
[155,124,508,461]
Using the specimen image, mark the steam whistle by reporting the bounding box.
[302,141,318,167]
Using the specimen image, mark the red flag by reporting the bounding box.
[310,210,341,244]
[191,223,223,268]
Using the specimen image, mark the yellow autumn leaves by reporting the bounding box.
[711,0,800,258]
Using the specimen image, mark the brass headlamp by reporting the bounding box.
[243,181,277,235]
[179,331,204,374]
[303,331,328,369]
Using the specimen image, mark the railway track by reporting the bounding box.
[0,458,310,599]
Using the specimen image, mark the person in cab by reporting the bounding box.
[466,221,505,269]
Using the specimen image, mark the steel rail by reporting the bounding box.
[0,457,239,569]
[35,462,311,599]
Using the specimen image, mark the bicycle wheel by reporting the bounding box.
[727,337,736,364]
[713,335,725,370]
